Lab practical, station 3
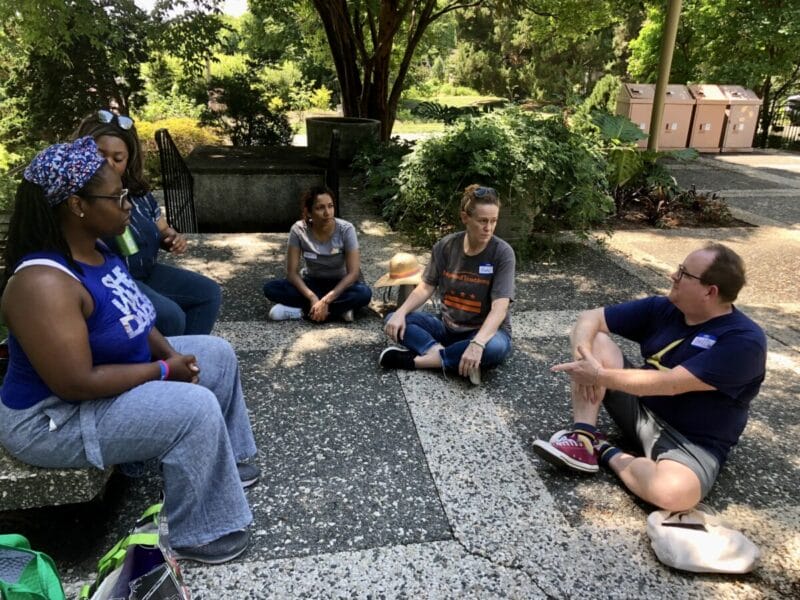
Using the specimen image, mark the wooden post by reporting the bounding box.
[648,0,683,151]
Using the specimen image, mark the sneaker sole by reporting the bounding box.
[532,439,599,473]
[241,476,259,489]
[172,540,249,565]
[378,345,411,367]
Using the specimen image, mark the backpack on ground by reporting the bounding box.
[0,533,66,600]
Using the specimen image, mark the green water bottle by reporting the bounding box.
[115,226,139,257]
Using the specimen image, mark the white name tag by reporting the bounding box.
[691,334,717,349]
[303,251,317,260]
[479,264,494,275]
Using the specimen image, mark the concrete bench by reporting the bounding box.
[0,445,112,512]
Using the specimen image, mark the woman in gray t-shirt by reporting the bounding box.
[379,184,514,385]
[263,186,372,322]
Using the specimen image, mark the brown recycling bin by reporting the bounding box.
[616,83,653,148]
[659,85,695,150]
[719,86,762,152]
[616,83,694,149]
[688,84,727,152]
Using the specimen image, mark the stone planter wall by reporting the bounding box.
[306,117,381,164]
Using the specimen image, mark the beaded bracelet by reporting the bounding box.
[158,360,170,381]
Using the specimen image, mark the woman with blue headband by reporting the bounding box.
[0,137,257,564]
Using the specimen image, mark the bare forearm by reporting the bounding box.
[321,271,360,303]
[472,304,508,345]
[56,362,165,402]
[148,328,176,360]
[287,272,317,302]
[597,366,709,397]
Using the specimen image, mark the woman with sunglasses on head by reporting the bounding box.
[74,110,221,336]
[379,184,515,385]
[0,137,258,564]
[262,185,372,322]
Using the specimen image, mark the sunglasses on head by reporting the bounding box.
[474,186,497,198]
[97,109,134,130]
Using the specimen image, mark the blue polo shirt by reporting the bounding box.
[605,296,766,464]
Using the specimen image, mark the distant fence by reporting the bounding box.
[757,101,800,151]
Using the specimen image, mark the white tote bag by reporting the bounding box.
[646,503,760,574]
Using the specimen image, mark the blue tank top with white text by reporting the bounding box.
[1,245,156,409]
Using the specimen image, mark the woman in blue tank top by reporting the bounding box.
[0,137,257,564]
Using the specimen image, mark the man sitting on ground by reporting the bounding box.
[534,243,766,511]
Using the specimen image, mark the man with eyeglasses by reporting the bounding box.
[533,243,766,511]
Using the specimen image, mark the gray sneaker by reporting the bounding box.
[269,304,302,321]
[172,529,250,564]
[237,462,260,488]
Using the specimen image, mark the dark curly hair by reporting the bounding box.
[299,185,337,224]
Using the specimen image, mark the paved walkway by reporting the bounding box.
[32,152,800,597]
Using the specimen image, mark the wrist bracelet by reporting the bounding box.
[469,339,486,349]
[158,360,169,381]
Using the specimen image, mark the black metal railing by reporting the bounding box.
[155,129,198,233]
[757,101,800,151]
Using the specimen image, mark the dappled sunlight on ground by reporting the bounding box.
[270,327,383,369]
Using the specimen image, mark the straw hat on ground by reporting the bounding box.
[374,252,423,288]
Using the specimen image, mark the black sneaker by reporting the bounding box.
[237,462,260,488]
[378,345,415,369]
[172,529,250,564]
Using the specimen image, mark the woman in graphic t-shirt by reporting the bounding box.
[379,184,515,385]
[263,186,372,322]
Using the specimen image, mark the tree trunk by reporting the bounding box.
[757,75,772,148]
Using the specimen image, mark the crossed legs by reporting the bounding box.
[544,332,705,512]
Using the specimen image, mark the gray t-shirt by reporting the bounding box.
[288,218,359,280]
[423,232,515,333]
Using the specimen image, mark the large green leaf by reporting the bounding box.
[591,111,648,144]
[607,147,643,188]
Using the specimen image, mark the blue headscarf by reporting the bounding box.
[23,136,106,207]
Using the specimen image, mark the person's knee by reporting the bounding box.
[354,284,372,306]
[482,333,512,366]
[648,465,702,511]
[592,332,624,369]
[157,304,187,337]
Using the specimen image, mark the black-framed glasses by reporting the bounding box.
[474,186,497,198]
[84,188,129,208]
[676,264,703,282]
[97,109,134,130]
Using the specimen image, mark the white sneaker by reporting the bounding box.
[468,367,481,386]
[342,309,355,322]
[269,304,303,321]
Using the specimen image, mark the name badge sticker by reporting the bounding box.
[331,247,341,255]
[303,251,318,260]
[479,263,494,275]
[691,333,717,349]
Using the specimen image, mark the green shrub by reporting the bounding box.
[352,137,415,209]
[380,109,612,248]
[136,118,224,187]
[198,73,293,147]
[0,143,44,212]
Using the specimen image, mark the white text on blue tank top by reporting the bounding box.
[101,266,157,338]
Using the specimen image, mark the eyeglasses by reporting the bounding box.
[97,109,134,130]
[84,188,129,208]
[676,264,703,282]
[474,186,497,198]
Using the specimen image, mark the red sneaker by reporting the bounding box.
[533,430,599,473]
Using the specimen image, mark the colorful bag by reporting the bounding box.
[646,503,760,574]
[79,503,190,600]
[0,533,66,600]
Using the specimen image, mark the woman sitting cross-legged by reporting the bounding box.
[263,185,372,322]
[0,137,257,564]
[380,184,515,385]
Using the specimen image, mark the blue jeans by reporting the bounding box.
[263,277,372,317]
[387,311,512,370]
[137,263,222,337]
[0,336,256,548]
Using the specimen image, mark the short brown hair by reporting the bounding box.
[460,184,500,216]
[701,243,746,302]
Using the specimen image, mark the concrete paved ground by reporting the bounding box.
[14,153,799,598]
